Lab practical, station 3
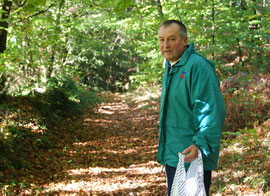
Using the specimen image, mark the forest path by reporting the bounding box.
[11,92,269,195]
[39,92,166,195]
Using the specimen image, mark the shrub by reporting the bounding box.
[221,73,270,134]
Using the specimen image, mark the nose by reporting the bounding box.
[164,40,170,48]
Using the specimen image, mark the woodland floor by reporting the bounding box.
[1,92,269,195]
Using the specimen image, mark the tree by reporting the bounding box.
[0,0,50,96]
[0,0,269,96]
[0,0,12,100]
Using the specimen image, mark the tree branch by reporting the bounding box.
[14,0,27,8]
[27,3,55,19]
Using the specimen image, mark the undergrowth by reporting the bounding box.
[0,77,101,190]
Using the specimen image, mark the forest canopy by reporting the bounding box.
[0,0,269,95]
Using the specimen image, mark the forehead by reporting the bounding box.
[158,23,180,37]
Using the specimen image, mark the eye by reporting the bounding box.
[159,38,164,42]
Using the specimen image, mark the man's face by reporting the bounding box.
[158,23,187,62]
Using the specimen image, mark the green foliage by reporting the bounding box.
[217,126,269,193]
[0,125,51,172]
[0,76,101,178]
[67,13,140,92]
[24,0,43,13]
[113,0,135,14]
[0,0,268,95]
[43,75,101,117]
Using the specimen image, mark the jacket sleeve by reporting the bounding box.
[190,62,226,157]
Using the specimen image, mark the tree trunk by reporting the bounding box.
[0,0,12,53]
[46,0,64,80]
[236,38,244,71]
[0,0,12,101]
[155,0,163,18]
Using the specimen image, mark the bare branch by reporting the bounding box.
[27,3,56,19]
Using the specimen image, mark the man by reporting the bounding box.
[157,20,226,196]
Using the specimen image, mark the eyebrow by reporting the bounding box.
[159,35,176,38]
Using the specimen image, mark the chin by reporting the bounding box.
[164,56,173,61]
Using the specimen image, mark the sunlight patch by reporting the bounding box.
[84,119,114,123]
[67,161,161,176]
[73,141,91,146]
[43,161,165,194]
[221,143,244,155]
[97,108,114,114]
[95,102,130,114]
[105,149,137,154]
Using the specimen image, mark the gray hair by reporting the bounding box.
[159,20,187,38]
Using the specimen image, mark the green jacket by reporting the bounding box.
[157,43,226,170]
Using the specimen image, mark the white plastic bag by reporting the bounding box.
[170,150,206,196]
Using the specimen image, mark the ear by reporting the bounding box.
[183,36,188,46]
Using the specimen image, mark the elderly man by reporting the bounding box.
[157,20,226,196]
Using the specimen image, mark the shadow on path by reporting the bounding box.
[17,93,166,195]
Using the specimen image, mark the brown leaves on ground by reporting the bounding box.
[221,73,270,132]
[7,92,166,195]
[1,90,269,195]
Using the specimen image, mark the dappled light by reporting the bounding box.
[42,161,165,194]
[220,143,244,155]
[1,90,269,195]
[0,0,269,195]
[32,93,166,195]
[97,102,130,115]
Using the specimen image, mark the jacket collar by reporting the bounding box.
[165,42,195,69]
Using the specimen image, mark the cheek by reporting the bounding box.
[172,44,181,52]
[159,45,164,52]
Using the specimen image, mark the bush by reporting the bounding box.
[0,76,101,180]
[221,73,270,134]
[40,76,101,118]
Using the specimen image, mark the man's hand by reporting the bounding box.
[182,145,198,162]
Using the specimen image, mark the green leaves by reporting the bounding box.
[27,0,46,5]
[24,0,47,13]
[114,0,135,14]
[1,0,269,96]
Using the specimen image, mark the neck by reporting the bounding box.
[170,45,188,65]
[169,58,180,65]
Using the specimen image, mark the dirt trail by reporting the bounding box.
[4,92,269,195]
[39,93,166,195]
